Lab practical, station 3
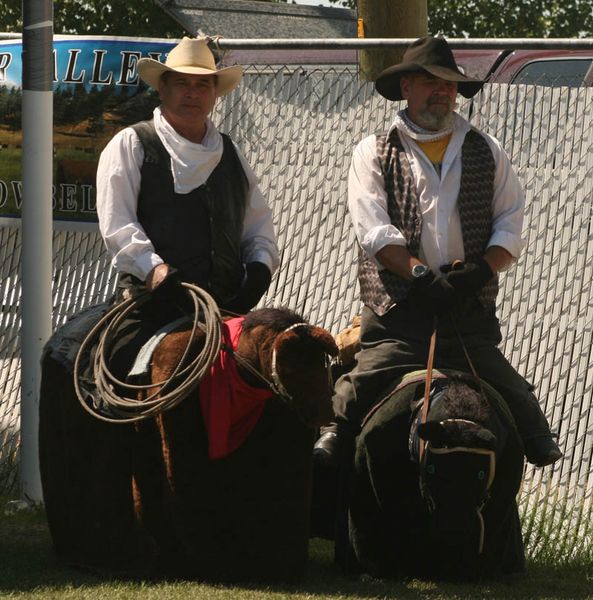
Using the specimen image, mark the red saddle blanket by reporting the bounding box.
[199,317,273,459]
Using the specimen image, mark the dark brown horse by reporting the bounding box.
[40,306,338,581]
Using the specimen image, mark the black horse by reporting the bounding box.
[313,369,525,580]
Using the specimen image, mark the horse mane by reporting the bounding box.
[436,373,490,425]
[241,307,306,335]
[419,373,496,450]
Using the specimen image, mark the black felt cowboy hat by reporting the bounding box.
[375,36,485,101]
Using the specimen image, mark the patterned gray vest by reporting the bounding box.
[358,128,499,316]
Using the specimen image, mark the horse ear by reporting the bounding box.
[275,325,338,357]
[417,421,447,444]
[308,327,339,357]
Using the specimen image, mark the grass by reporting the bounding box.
[519,490,593,567]
[0,146,21,187]
[1,498,592,600]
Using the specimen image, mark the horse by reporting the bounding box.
[313,369,525,580]
[39,305,338,581]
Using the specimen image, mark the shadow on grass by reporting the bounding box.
[1,500,591,600]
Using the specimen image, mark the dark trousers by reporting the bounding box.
[332,302,553,442]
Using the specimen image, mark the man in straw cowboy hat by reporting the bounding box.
[314,36,561,468]
[96,37,278,376]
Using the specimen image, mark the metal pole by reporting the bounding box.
[20,0,53,504]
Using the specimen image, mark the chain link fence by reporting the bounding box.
[1,64,592,561]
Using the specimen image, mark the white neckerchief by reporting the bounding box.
[394,109,454,143]
[153,106,223,194]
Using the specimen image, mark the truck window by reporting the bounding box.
[511,59,592,87]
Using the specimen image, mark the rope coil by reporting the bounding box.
[73,283,223,424]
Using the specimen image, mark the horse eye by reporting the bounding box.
[477,470,485,480]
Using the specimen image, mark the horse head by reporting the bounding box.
[236,308,339,427]
[413,373,499,566]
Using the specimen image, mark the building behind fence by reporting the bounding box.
[0,63,592,561]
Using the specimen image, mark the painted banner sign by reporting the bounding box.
[0,35,177,227]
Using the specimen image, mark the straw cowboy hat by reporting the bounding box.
[137,37,243,97]
[375,36,484,101]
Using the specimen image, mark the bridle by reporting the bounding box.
[411,391,496,555]
[419,438,496,554]
[232,322,333,403]
[270,322,313,400]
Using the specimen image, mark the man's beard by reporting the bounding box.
[415,98,457,131]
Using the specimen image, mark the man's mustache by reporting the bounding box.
[428,95,454,106]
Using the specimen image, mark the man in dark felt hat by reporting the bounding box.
[315,36,562,468]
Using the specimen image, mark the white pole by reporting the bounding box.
[19,1,53,504]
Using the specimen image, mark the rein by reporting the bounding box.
[417,311,497,555]
[419,311,490,446]
[419,318,438,462]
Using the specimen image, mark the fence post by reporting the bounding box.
[357,0,427,81]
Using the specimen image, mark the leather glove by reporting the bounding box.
[150,267,183,304]
[225,262,272,314]
[408,269,456,314]
[440,258,493,298]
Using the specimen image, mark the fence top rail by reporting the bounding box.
[2,33,593,50]
[213,38,593,50]
[3,32,593,50]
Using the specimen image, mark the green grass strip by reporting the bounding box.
[1,496,592,600]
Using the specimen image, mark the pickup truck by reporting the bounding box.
[455,48,593,86]
[226,47,593,88]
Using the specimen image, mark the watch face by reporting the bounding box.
[412,264,429,278]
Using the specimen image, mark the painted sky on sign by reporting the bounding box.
[0,41,21,88]
[0,38,176,92]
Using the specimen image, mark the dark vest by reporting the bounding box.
[119,120,249,306]
[358,128,499,316]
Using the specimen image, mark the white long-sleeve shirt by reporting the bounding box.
[96,107,279,282]
[348,112,525,273]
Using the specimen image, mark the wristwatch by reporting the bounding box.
[411,263,430,279]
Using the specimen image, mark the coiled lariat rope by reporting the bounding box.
[73,283,223,424]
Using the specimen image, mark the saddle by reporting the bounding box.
[43,303,110,373]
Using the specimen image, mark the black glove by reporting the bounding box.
[441,258,493,298]
[408,269,456,314]
[225,262,272,314]
[149,267,183,304]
